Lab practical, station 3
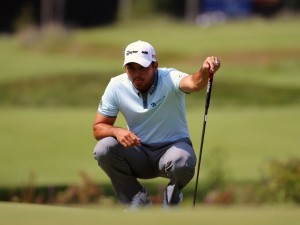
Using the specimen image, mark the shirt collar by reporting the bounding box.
[148,72,158,95]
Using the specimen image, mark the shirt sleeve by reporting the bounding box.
[169,69,188,91]
[97,79,119,117]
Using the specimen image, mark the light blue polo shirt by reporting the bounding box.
[98,68,190,145]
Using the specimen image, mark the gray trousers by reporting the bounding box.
[93,137,196,203]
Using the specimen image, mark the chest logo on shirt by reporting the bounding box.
[150,96,165,108]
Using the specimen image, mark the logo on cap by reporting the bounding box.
[126,50,138,56]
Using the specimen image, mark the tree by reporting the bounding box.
[41,0,65,27]
[117,0,132,21]
[185,0,199,22]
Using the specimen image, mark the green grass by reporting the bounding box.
[1,17,299,107]
[1,17,299,83]
[188,106,300,181]
[1,72,300,107]
[1,202,300,225]
[0,107,98,187]
[0,39,118,82]
[0,106,299,187]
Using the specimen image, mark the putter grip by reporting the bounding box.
[205,77,213,110]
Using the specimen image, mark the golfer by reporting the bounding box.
[93,40,220,207]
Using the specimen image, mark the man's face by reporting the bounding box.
[125,62,158,92]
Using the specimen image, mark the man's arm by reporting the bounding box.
[93,113,117,140]
[179,56,220,93]
[93,113,141,147]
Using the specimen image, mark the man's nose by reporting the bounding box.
[134,68,143,75]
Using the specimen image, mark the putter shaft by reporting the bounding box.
[193,76,214,208]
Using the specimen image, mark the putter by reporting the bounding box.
[193,73,214,208]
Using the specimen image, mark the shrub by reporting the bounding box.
[262,158,300,203]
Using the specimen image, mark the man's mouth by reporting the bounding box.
[133,78,143,85]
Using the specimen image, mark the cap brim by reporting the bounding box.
[123,57,152,68]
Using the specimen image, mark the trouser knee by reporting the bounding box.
[93,137,119,163]
[163,148,196,188]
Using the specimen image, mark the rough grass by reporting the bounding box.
[1,73,300,107]
[0,16,299,82]
[0,17,299,107]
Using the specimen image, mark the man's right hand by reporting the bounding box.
[113,127,141,148]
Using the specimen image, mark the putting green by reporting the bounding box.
[1,202,299,225]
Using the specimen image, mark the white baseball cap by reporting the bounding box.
[123,40,156,67]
